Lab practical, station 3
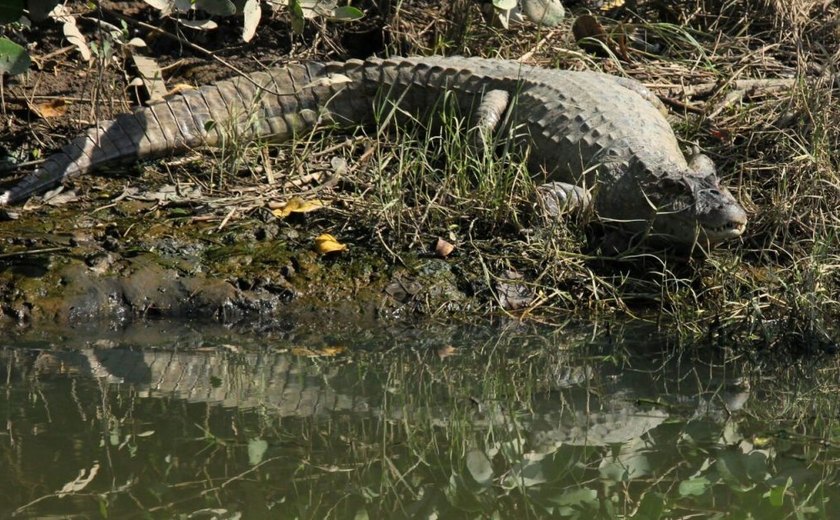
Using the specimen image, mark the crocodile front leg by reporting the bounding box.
[475,90,593,223]
[535,181,592,217]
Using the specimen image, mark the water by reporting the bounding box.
[0,319,836,518]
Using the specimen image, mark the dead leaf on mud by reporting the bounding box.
[178,18,218,30]
[30,99,68,119]
[271,197,325,218]
[437,345,457,359]
[291,346,347,357]
[314,233,347,255]
[496,270,534,311]
[434,237,455,258]
[168,83,195,95]
[44,190,79,206]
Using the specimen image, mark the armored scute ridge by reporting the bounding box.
[1,56,747,248]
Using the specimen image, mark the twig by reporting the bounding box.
[518,29,561,63]
[216,206,236,231]
[0,247,70,259]
[660,96,704,114]
[675,78,795,98]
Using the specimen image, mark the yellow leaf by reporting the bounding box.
[315,233,347,255]
[31,99,68,119]
[291,345,347,357]
[168,83,196,95]
[437,345,457,359]
[434,237,455,258]
[271,197,326,218]
[753,436,772,448]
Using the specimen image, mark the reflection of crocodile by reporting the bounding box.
[13,346,670,448]
[2,56,746,248]
[31,348,369,418]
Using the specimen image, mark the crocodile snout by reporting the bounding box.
[702,201,747,243]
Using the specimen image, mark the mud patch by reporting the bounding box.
[0,187,473,327]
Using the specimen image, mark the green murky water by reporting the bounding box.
[0,320,837,518]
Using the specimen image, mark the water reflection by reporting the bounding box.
[0,320,835,518]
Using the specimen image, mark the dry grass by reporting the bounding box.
[334,0,840,345]
[1,0,836,347]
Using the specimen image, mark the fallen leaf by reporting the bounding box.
[314,233,347,254]
[31,99,68,118]
[437,345,457,359]
[434,237,455,258]
[271,197,325,218]
[44,190,79,206]
[291,345,347,357]
[167,83,195,95]
[50,6,91,61]
[178,18,218,30]
[242,0,261,42]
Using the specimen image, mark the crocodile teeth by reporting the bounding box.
[705,221,746,237]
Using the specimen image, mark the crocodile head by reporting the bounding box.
[594,155,747,251]
[645,173,748,248]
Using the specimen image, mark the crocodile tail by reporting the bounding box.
[0,61,362,205]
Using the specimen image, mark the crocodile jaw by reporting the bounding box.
[700,207,747,244]
[648,200,747,248]
[694,183,748,245]
[634,169,748,248]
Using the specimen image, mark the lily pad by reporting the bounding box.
[331,5,363,21]
[678,476,711,497]
[0,37,30,76]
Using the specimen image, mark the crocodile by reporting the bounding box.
[0,56,747,249]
